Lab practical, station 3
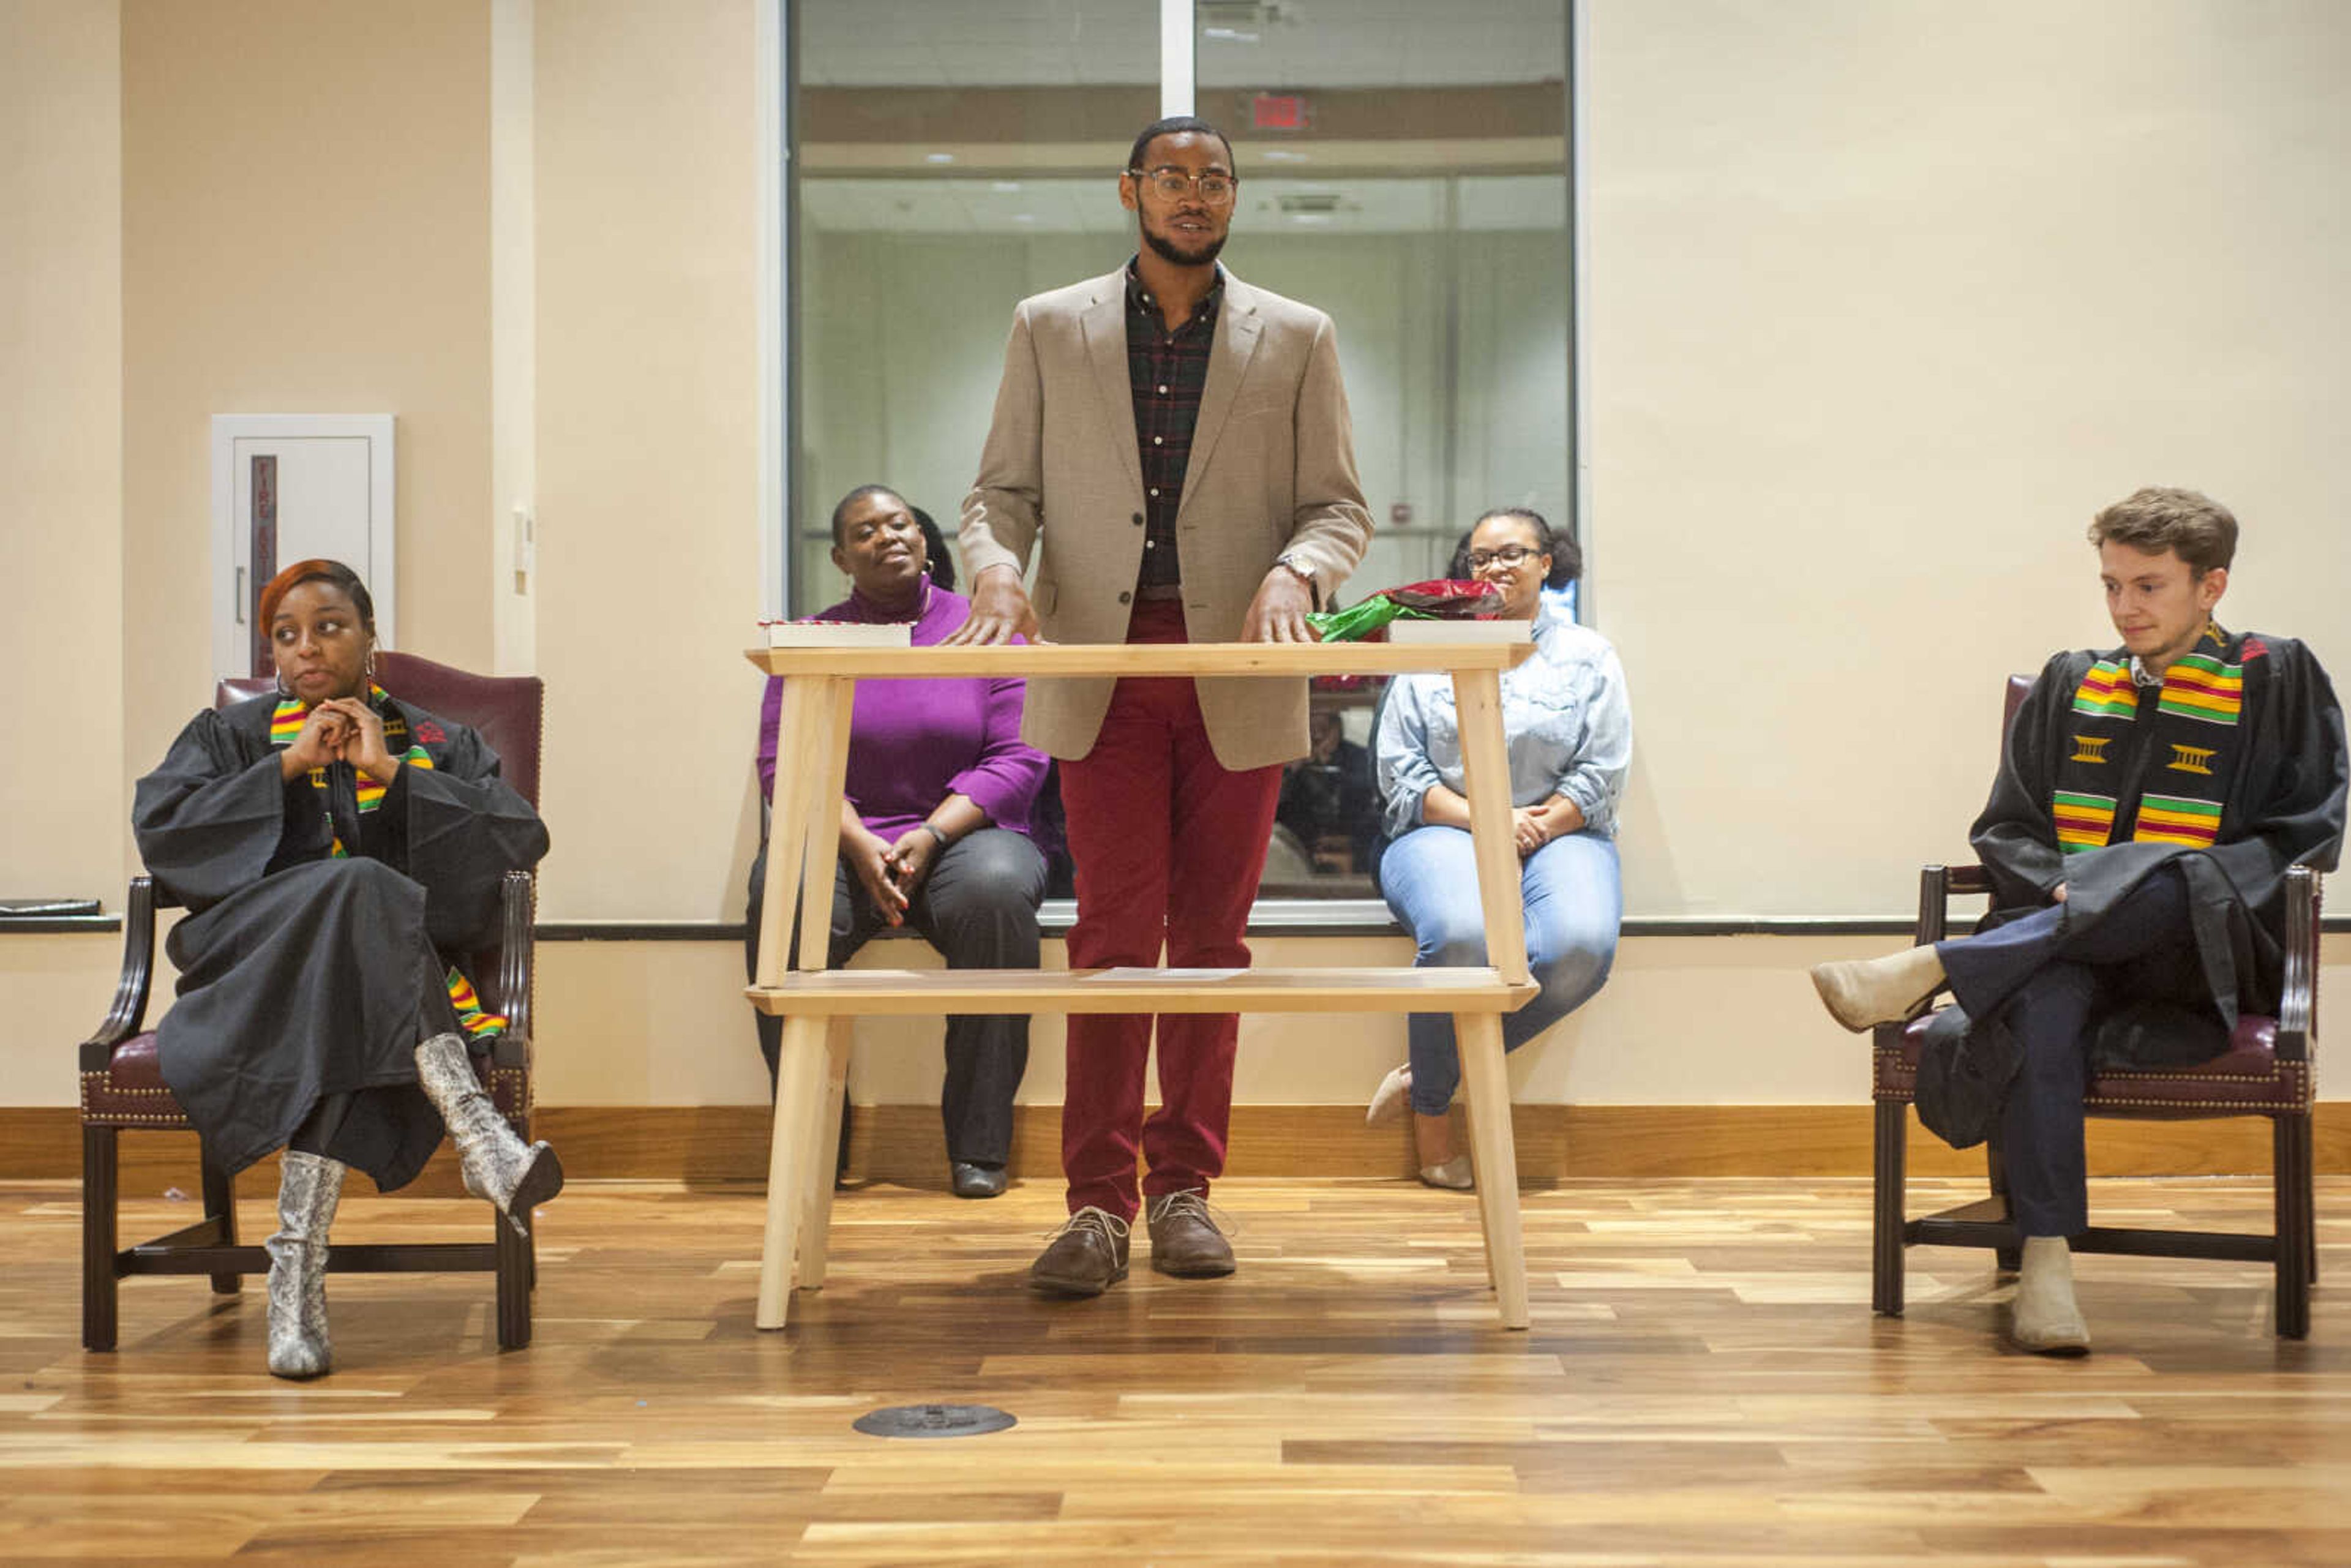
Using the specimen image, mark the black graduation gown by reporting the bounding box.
[1915,635,2347,1144]
[132,692,550,1190]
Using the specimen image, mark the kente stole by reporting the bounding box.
[269,686,505,1039]
[2052,623,2264,857]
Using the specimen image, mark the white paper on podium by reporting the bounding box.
[1090,966,1245,982]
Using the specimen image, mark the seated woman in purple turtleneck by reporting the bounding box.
[747,485,1050,1198]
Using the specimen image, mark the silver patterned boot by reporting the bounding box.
[266,1150,343,1379]
[413,1031,563,1236]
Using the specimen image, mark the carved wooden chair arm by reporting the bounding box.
[77,876,158,1071]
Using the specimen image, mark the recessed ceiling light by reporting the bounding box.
[1202,26,1261,42]
[1261,149,1308,162]
[1291,212,1332,224]
[924,152,954,164]
[992,181,1023,192]
[1013,213,1036,223]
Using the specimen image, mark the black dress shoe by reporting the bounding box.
[950,1160,1008,1199]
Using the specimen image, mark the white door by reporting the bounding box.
[211,415,396,677]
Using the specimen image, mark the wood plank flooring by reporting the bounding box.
[4,1174,2348,1565]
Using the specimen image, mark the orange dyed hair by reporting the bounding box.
[257,558,375,631]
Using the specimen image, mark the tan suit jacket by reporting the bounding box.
[960,267,1373,771]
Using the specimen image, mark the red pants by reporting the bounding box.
[1057,599,1283,1220]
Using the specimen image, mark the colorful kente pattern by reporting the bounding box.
[2154,651,2244,726]
[354,748,433,812]
[2069,661,2136,718]
[2134,793,2224,849]
[446,967,509,1040]
[2053,625,2251,854]
[2052,790,2118,855]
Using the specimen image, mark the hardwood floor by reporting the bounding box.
[5,1174,2348,1565]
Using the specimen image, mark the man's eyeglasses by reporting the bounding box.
[1128,167,1239,206]
[1466,544,1544,571]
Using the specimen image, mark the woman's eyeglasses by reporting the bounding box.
[1128,167,1239,206]
[1466,544,1543,571]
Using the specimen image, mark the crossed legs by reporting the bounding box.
[1814,865,2206,1352]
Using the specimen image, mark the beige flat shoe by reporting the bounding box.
[1417,1155,1474,1191]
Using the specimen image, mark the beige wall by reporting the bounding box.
[6,1,2349,1124]
[1591,0,2351,919]
[533,0,767,921]
[119,0,495,792]
[1,0,123,900]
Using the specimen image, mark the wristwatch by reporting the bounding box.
[1273,551,1319,609]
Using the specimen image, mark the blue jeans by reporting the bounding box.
[1377,825,1622,1118]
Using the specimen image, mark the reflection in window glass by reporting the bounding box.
[793,2,1157,616]
[1198,0,1570,896]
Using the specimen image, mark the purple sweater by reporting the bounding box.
[756,582,1048,841]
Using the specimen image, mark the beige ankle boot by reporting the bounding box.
[1809,943,1947,1031]
[2011,1235,2091,1354]
[1366,1064,1413,1127]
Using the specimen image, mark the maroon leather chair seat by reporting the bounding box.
[81,1029,528,1126]
[1874,1011,2308,1117]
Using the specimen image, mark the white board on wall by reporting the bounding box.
[209,414,396,678]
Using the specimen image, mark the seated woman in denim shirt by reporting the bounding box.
[1368,508,1632,1188]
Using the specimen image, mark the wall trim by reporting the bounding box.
[8,1103,2344,1186]
[531,912,2351,942]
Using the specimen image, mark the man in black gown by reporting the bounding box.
[1812,487,2345,1353]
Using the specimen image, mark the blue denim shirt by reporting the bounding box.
[1373,606,1633,842]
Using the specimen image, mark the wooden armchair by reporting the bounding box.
[1872,675,2322,1337]
[80,650,547,1352]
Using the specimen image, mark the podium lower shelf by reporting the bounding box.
[744,966,1536,1017]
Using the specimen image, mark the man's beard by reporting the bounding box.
[1142,223,1226,268]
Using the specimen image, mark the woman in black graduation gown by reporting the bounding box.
[133,558,560,1379]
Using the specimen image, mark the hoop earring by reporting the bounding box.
[364,648,377,684]
[274,670,292,699]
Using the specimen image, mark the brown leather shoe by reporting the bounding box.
[1029,1206,1130,1296]
[1146,1189,1235,1278]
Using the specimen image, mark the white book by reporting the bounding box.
[762,620,913,648]
[1385,618,1532,645]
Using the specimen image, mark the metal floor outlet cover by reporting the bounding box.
[851,1403,1018,1439]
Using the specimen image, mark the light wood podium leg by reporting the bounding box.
[754,675,855,1330]
[757,1014,827,1328]
[1456,1010,1529,1330]
[795,1018,853,1290]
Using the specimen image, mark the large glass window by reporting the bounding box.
[790,1,1572,899]
[792,2,1159,610]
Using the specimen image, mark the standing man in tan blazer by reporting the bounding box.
[951,115,1372,1297]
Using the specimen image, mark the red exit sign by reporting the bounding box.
[1251,93,1307,130]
